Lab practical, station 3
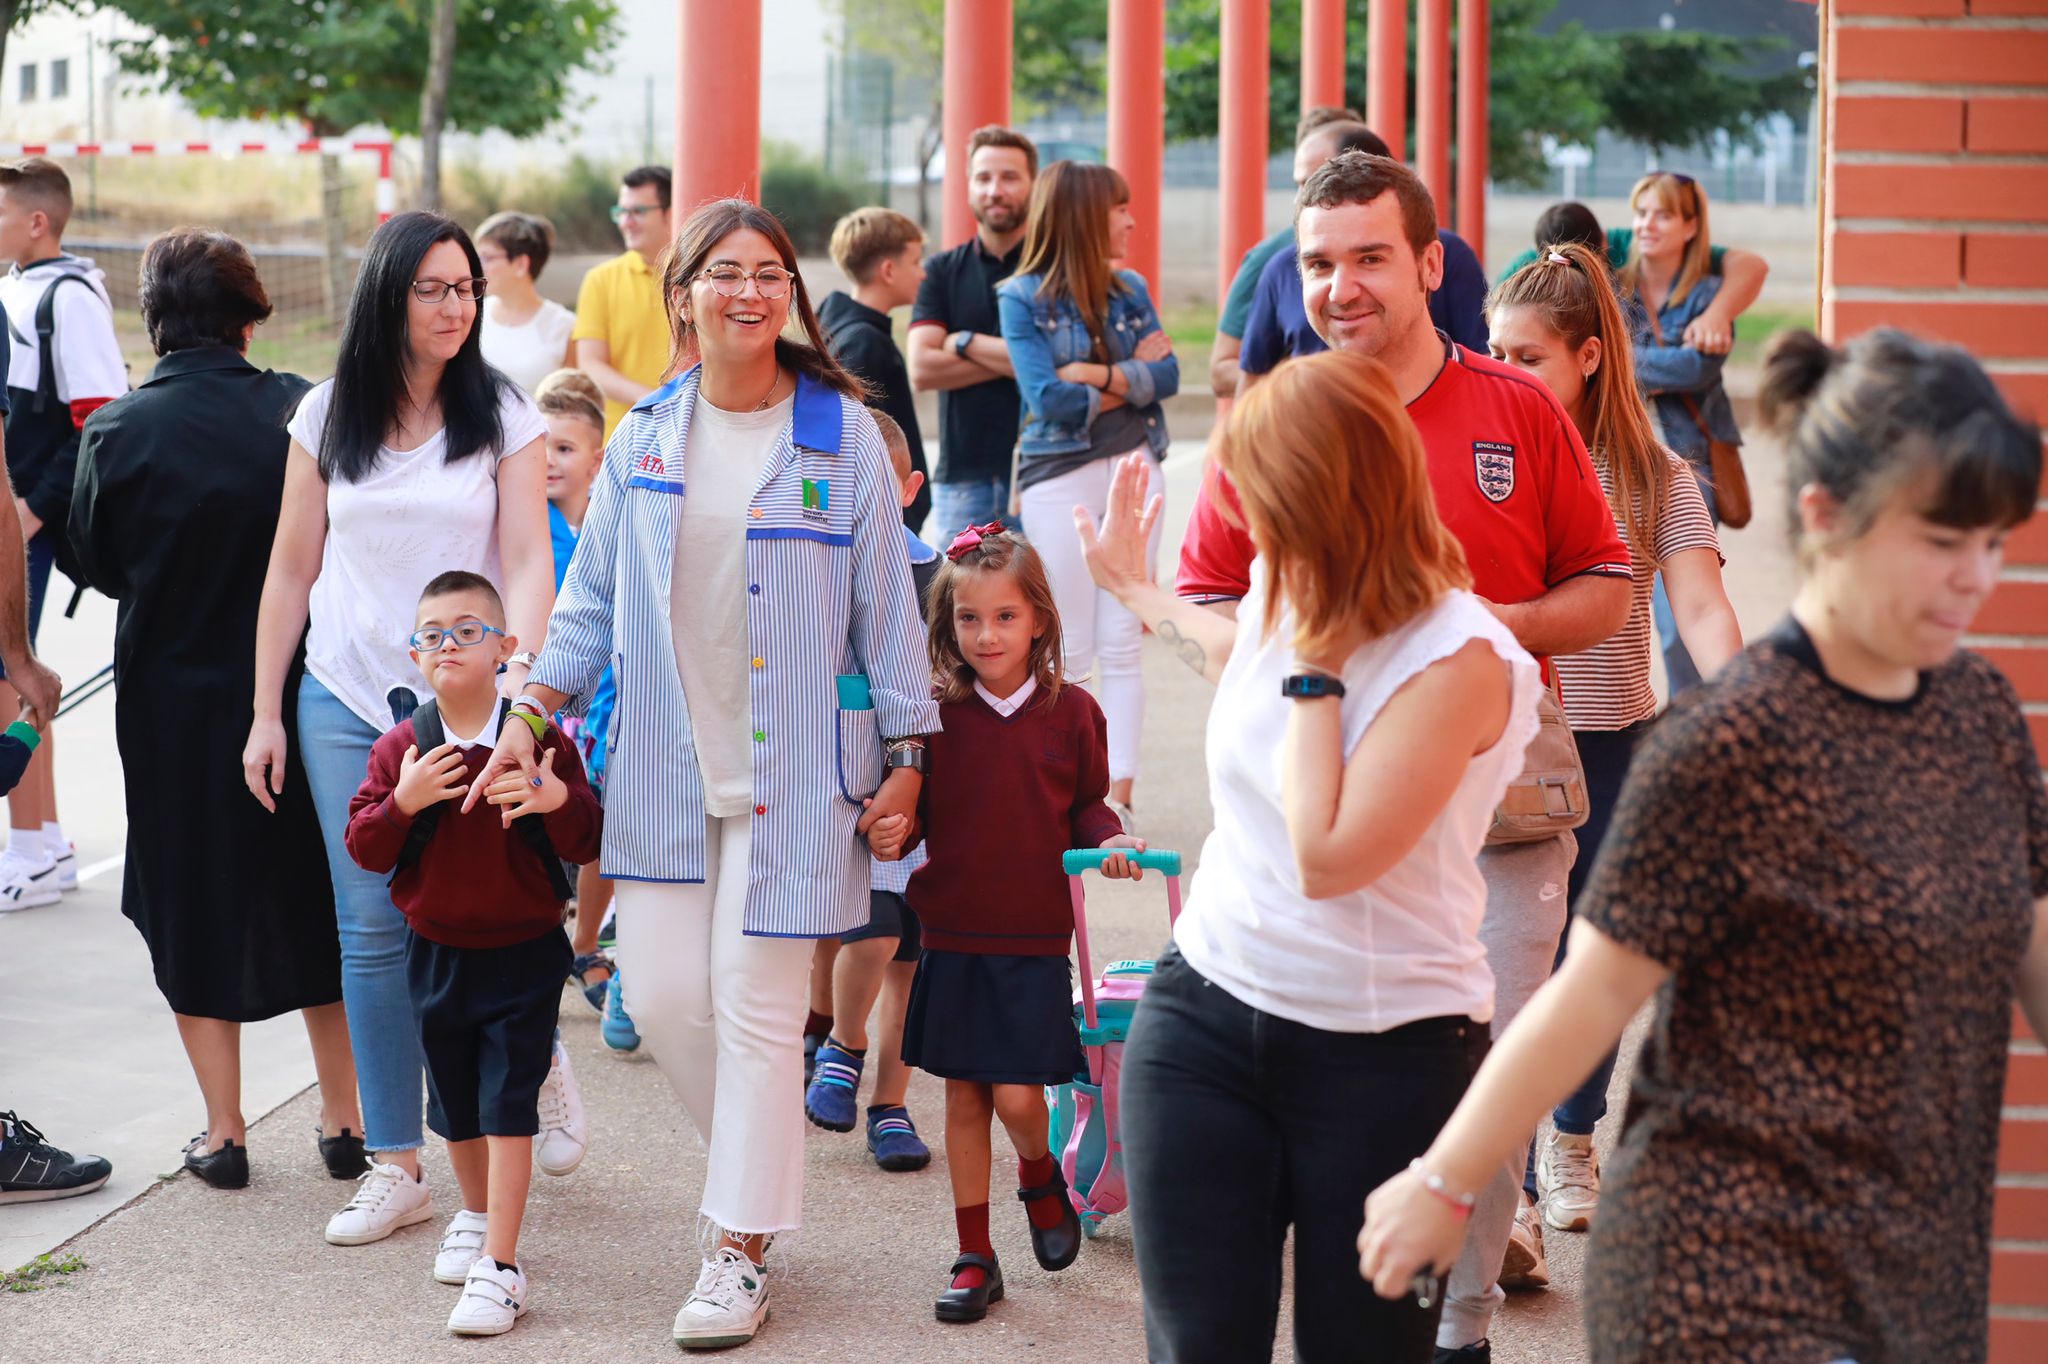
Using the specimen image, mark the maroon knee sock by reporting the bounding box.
[1018,1153,1066,1230]
[953,1203,993,1289]
[803,1010,833,1041]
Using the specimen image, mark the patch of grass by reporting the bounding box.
[1729,301,1817,368]
[2,1252,88,1293]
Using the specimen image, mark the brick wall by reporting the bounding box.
[1819,2,2048,1358]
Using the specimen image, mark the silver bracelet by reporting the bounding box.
[1408,1158,1476,1216]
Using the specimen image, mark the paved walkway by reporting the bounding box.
[4,416,1796,1361]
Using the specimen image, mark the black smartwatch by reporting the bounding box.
[1280,673,1346,700]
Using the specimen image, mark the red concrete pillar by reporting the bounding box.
[1218,0,1270,302]
[1302,0,1348,114]
[1417,0,1452,213]
[1109,0,1166,295]
[1368,0,1407,156]
[941,0,1014,249]
[675,0,761,212]
[1456,0,1489,265]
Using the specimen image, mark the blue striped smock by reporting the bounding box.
[530,365,940,937]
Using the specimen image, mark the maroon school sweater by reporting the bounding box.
[344,719,602,948]
[906,684,1125,956]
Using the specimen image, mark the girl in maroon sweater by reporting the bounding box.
[866,523,1143,1324]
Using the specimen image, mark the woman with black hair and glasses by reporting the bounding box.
[241,211,569,1251]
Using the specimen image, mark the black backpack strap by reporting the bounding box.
[389,698,576,902]
[30,271,89,417]
[388,700,446,886]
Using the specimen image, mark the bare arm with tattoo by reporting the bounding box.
[1074,452,1237,684]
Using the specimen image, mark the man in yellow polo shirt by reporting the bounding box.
[574,165,674,437]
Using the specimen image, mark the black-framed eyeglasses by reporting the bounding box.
[609,204,667,223]
[408,620,505,651]
[698,266,794,299]
[411,277,486,303]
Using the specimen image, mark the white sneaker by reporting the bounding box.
[535,1040,588,1177]
[1498,1193,1550,1290]
[0,849,60,912]
[673,1247,770,1349]
[52,844,76,892]
[434,1209,489,1284]
[1536,1129,1601,1232]
[324,1162,433,1246]
[448,1258,527,1336]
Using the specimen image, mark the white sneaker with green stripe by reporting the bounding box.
[674,1247,769,1348]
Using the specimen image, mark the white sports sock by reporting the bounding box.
[8,827,46,861]
[41,822,65,855]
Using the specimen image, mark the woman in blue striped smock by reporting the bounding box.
[469,200,939,1351]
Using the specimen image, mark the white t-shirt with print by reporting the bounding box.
[287,379,546,730]
[480,298,577,394]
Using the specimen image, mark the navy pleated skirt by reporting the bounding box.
[900,948,1086,1086]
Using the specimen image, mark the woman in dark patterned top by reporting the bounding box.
[1359,327,2048,1364]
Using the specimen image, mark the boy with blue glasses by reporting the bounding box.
[344,570,601,1336]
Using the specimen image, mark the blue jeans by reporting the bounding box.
[927,475,1013,548]
[297,672,425,1153]
[1524,722,1648,1198]
[1653,455,1719,696]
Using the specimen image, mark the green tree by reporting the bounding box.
[827,0,1107,228]
[1163,0,1607,190]
[102,0,618,312]
[1593,30,1812,160]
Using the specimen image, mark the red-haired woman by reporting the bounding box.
[1076,350,1541,1361]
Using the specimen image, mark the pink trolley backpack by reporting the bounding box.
[1046,847,1182,1238]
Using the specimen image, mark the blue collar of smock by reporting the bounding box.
[631,365,845,455]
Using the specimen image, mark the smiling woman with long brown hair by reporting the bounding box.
[997,160,1179,829]
[468,198,937,1351]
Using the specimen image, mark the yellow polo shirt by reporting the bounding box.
[572,250,671,437]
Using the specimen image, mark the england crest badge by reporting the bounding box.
[1474,441,1515,504]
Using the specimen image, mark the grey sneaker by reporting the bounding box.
[673,1247,770,1348]
[1536,1129,1600,1232]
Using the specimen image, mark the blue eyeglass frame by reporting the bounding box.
[408,620,507,651]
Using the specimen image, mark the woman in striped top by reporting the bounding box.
[1485,240,1742,1249]
[470,200,939,1351]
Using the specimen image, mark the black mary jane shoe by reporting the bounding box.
[1017,1167,1084,1271]
[934,1253,1005,1324]
[316,1126,368,1180]
[182,1134,250,1190]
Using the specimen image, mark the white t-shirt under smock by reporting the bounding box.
[671,392,792,818]
[1553,449,1720,731]
[288,379,547,730]
[1173,568,1542,1034]
[480,298,577,394]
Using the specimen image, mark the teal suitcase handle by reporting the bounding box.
[1063,847,1182,877]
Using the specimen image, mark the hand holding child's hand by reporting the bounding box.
[394,742,470,817]
[14,699,41,733]
[1098,833,1148,881]
[864,809,911,861]
[484,746,565,826]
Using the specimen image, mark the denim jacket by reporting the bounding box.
[530,367,938,938]
[1631,272,1741,460]
[997,268,1178,459]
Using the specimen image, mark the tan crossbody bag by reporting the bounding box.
[1486,674,1590,846]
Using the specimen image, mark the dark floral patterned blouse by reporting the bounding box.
[1579,618,2048,1364]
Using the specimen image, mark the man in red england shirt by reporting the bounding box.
[1177,153,1630,1363]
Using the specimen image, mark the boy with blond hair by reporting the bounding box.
[819,208,930,532]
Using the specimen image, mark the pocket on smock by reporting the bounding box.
[835,701,884,805]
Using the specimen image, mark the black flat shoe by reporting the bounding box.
[182,1135,249,1190]
[934,1253,1004,1323]
[1018,1168,1083,1271]
[316,1126,367,1180]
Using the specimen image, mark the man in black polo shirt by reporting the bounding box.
[907,125,1037,543]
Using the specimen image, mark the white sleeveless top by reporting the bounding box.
[1174,565,1542,1033]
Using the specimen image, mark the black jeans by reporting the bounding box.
[1122,946,1490,1363]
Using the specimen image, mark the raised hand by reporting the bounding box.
[1073,450,1162,603]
